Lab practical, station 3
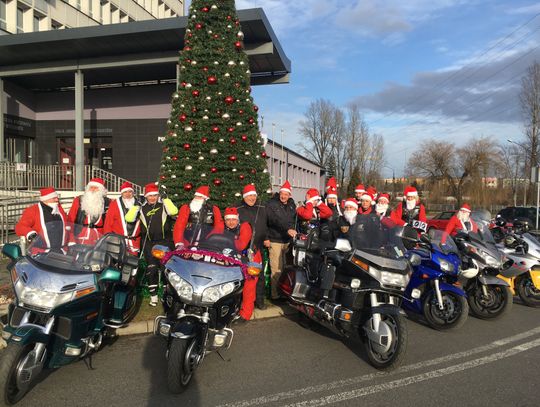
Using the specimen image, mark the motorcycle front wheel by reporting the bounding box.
[364,312,408,370]
[423,290,469,330]
[167,338,196,394]
[516,274,540,307]
[0,343,37,406]
[468,283,512,319]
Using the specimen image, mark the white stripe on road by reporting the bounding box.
[285,337,540,407]
[219,326,540,407]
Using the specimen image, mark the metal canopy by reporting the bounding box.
[0,8,291,90]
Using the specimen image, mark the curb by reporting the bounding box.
[117,303,296,336]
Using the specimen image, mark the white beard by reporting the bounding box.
[458,211,470,222]
[344,211,357,225]
[81,190,105,219]
[376,203,388,215]
[406,200,416,210]
[189,198,204,213]
[46,202,60,216]
[122,197,135,209]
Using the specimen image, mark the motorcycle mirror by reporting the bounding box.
[99,267,122,283]
[2,243,22,260]
[408,253,422,267]
[152,244,170,259]
[335,238,352,252]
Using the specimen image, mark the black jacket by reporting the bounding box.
[236,201,268,251]
[266,193,297,243]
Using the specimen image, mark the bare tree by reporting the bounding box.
[496,144,522,206]
[329,109,347,188]
[365,133,385,186]
[520,61,540,178]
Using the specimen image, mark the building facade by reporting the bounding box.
[0,0,183,35]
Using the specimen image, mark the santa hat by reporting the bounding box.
[326,186,338,199]
[343,198,358,210]
[354,184,365,194]
[404,186,418,197]
[242,184,257,198]
[194,185,210,200]
[306,188,321,201]
[120,181,134,194]
[360,192,373,202]
[144,183,159,197]
[224,207,239,220]
[325,177,337,192]
[280,181,292,194]
[460,203,472,213]
[87,178,105,189]
[377,193,390,204]
[40,187,58,202]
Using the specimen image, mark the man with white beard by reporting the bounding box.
[68,178,110,245]
[173,185,224,248]
[16,187,69,251]
[375,193,392,219]
[442,203,478,244]
[104,181,141,255]
[334,199,360,241]
[390,186,427,227]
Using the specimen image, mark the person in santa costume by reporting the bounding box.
[322,178,341,241]
[442,203,478,244]
[358,191,374,215]
[375,193,392,219]
[390,186,427,226]
[15,187,69,251]
[236,184,269,310]
[354,184,366,203]
[173,185,224,248]
[216,207,256,323]
[104,181,141,255]
[297,188,333,233]
[334,198,359,240]
[67,178,110,245]
[125,182,178,306]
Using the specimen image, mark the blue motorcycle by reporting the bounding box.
[402,230,472,330]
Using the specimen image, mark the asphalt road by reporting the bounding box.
[9,300,540,407]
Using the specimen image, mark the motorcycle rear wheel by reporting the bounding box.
[365,313,408,370]
[468,284,512,319]
[423,290,469,330]
[167,338,195,394]
[516,275,540,308]
[0,343,35,406]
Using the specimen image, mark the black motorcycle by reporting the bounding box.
[280,219,418,370]
[152,235,260,393]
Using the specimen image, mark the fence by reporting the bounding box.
[426,203,506,214]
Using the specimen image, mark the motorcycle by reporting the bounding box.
[0,222,139,405]
[152,234,260,393]
[402,230,472,330]
[454,220,513,320]
[280,218,416,370]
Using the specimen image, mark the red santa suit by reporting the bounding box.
[442,204,478,243]
[297,188,333,221]
[104,197,141,255]
[15,188,69,250]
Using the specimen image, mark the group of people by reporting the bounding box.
[14,175,478,323]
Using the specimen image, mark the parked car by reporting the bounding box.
[496,206,540,230]
[427,210,456,231]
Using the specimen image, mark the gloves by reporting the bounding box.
[26,231,38,242]
[125,205,140,223]
[175,242,185,250]
[163,198,179,216]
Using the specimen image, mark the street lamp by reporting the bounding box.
[507,139,530,206]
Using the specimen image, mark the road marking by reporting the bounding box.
[218,326,540,407]
[284,337,540,407]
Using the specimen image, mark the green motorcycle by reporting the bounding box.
[0,222,139,405]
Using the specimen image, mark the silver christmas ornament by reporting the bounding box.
[185,165,193,170]
[222,113,230,120]
[210,148,218,154]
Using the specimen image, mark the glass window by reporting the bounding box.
[17,7,24,33]
[0,1,7,30]
[33,15,40,32]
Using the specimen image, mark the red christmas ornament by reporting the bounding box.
[163,147,169,152]
[224,96,234,105]
[248,117,255,124]
[195,23,203,30]
[172,156,178,161]
[181,81,187,87]
[250,169,257,174]
[202,66,209,72]
[213,179,222,186]
[187,33,192,38]
[192,107,197,113]
[210,167,218,173]
[253,105,259,111]
[213,34,219,39]
[230,138,237,144]
[189,120,195,126]
[212,126,220,133]
[227,127,235,133]
[221,192,226,198]
[201,137,208,143]
[207,76,217,85]
[184,183,193,191]
[241,134,248,141]
[183,46,191,52]
[261,152,267,158]
[178,114,187,122]
[227,15,232,20]
[234,41,242,50]
[238,109,244,115]
[235,82,241,88]
[183,143,191,150]
[229,155,237,162]
[239,174,245,180]
[192,90,200,97]
[160,175,167,180]
[201,6,209,12]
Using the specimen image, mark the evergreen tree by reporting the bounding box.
[159,0,270,208]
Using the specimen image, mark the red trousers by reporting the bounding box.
[240,277,258,320]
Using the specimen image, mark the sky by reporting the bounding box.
[226,0,540,178]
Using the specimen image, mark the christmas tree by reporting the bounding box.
[159,0,270,209]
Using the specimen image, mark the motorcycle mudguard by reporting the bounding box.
[170,318,201,340]
[478,274,510,287]
[8,325,49,347]
[110,285,137,324]
[433,281,467,298]
[528,269,540,290]
[497,275,515,295]
[371,304,407,317]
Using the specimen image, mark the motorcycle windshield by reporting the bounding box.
[430,229,459,254]
[348,217,407,260]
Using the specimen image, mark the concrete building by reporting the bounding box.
[0,0,183,35]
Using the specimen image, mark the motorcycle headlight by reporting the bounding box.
[202,282,237,303]
[14,280,74,312]
[368,267,409,288]
[167,272,193,302]
[440,260,455,273]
